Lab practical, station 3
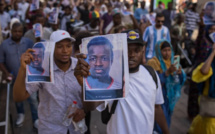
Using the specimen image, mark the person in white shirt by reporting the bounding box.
[18,0,29,22]
[74,30,170,134]
[0,0,10,30]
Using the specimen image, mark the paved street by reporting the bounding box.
[0,82,191,134]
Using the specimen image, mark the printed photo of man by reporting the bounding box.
[85,36,121,90]
[204,2,215,24]
[28,42,48,75]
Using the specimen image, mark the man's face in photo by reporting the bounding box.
[32,48,44,68]
[88,44,112,79]
[205,4,214,17]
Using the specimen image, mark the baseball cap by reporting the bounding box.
[89,11,100,20]
[50,30,75,43]
[112,8,121,16]
[122,30,145,46]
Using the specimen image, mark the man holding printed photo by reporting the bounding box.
[74,30,170,134]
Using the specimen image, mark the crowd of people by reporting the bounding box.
[0,0,215,134]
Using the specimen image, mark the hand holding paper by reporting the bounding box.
[74,54,91,86]
[20,49,35,70]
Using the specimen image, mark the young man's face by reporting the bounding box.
[54,39,73,64]
[113,14,121,26]
[0,1,5,12]
[161,47,172,60]
[32,48,44,68]
[155,17,165,28]
[88,45,112,79]
[35,16,45,26]
[11,26,23,41]
[128,43,143,71]
[205,5,214,17]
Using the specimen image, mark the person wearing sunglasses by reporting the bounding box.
[143,13,171,61]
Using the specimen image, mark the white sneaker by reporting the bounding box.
[15,113,25,127]
[33,119,39,130]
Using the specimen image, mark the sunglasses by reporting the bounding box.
[157,20,164,23]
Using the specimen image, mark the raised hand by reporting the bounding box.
[74,53,91,86]
[20,49,35,70]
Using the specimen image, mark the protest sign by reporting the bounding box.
[81,34,129,101]
[33,23,43,38]
[48,8,59,24]
[26,41,55,83]
[203,1,215,25]
[210,32,215,43]
[30,0,39,11]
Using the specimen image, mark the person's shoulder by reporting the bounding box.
[1,38,11,46]
[162,25,169,30]
[139,65,152,74]
[24,29,33,35]
[3,11,10,15]
[22,37,34,44]
[146,25,153,31]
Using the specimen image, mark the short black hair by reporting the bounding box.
[156,13,164,18]
[74,31,92,52]
[64,6,71,10]
[206,2,214,9]
[12,22,23,30]
[87,37,114,61]
[33,42,45,58]
[34,13,45,21]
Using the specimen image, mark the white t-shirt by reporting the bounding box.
[97,65,164,134]
[18,2,29,21]
[0,12,11,29]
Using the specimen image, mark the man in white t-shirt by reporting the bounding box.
[74,30,170,134]
[18,0,29,22]
[0,0,11,37]
[143,13,171,60]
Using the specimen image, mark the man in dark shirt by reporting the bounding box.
[162,2,175,30]
[99,3,113,35]
[77,2,90,25]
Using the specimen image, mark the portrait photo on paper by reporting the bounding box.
[26,42,54,83]
[203,1,215,25]
[81,34,129,101]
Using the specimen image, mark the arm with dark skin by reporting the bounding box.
[155,105,170,134]
[74,54,104,112]
[201,43,215,75]
[0,63,13,81]
[13,49,33,102]
[129,14,139,30]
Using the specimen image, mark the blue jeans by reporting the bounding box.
[15,92,38,123]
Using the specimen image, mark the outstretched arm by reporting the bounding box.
[13,49,35,102]
[201,43,215,75]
